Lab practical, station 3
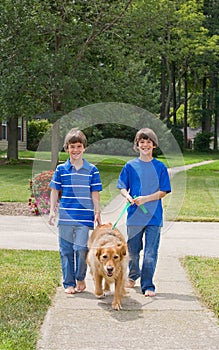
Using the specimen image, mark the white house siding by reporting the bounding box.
[0,118,27,151]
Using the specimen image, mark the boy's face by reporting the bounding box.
[138,138,155,156]
[67,142,85,161]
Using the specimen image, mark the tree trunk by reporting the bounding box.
[172,62,177,125]
[201,76,208,132]
[165,58,172,122]
[160,55,166,120]
[214,75,219,150]
[202,75,211,132]
[206,73,214,133]
[183,71,188,149]
[51,120,60,170]
[7,116,18,160]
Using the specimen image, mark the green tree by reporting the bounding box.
[29,0,135,168]
[0,0,42,159]
[1,0,134,163]
[202,0,219,149]
[125,0,219,148]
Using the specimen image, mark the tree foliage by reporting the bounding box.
[1,0,219,160]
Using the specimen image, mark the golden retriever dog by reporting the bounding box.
[87,223,128,310]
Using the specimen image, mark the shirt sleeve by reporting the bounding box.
[90,166,102,192]
[160,165,171,193]
[49,167,62,191]
[117,165,129,190]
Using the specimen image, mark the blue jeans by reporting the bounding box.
[127,225,161,293]
[58,225,89,289]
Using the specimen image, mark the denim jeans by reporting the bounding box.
[127,225,161,293]
[58,225,89,289]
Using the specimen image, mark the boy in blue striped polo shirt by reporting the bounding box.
[48,128,102,294]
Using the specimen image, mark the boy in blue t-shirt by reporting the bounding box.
[117,128,171,297]
[48,128,102,295]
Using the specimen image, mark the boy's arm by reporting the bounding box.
[120,188,135,204]
[133,191,166,206]
[91,191,101,225]
[48,188,59,226]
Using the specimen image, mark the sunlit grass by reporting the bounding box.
[0,163,32,202]
[0,250,61,350]
[182,256,219,320]
[174,161,219,221]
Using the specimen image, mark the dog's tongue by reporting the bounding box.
[107,272,113,277]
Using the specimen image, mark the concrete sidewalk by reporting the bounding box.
[1,200,219,349]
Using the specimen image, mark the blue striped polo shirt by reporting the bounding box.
[49,158,102,228]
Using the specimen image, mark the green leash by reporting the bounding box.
[112,201,131,230]
[133,195,148,214]
[112,196,147,230]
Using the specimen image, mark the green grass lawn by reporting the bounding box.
[182,256,219,320]
[0,250,61,350]
[0,161,32,202]
[168,160,219,221]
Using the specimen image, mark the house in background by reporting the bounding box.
[184,126,219,150]
[0,117,27,151]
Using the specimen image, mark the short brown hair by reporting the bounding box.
[134,128,158,151]
[63,128,87,151]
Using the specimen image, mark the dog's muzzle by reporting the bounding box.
[106,266,114,277]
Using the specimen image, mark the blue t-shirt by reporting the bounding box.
[117,158,171,226]
[49,158,102,228]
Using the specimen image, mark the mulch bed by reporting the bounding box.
[0,202,33,216]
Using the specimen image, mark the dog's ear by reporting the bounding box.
[113,227,120,234]
[96,247,102,260]
[118,243,127,258]
[99,223,112,229]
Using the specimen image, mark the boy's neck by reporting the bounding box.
[70,157,84,169]
[139,154,153,162]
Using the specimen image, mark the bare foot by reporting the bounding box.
[64,286,76,294]
[144,290,156,297]
[125,279,135,288]
[76,280,86,293]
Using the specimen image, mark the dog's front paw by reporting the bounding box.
[103,289,112,296]
[95,291,105,299]
[112,301,122,310]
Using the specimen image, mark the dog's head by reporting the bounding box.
[96,243,127,278]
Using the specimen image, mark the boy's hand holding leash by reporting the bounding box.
[121,189,148,212]
[125,193,135,205]
[112,192,148,230]
[133,195,145,206]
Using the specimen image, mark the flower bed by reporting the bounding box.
[29,170,54,215]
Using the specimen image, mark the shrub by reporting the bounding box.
[194,131,212,152]
[170,125,184,151]
[27,120,51,151]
